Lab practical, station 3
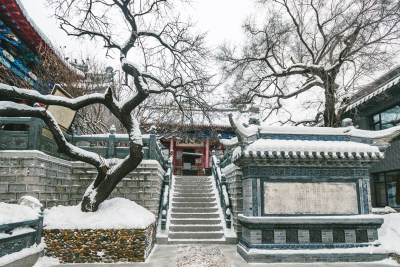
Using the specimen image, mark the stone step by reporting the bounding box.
[169,225,223,232]
[171,213,220,219]
[175,178,212,182]
[175,182,213,187]
[170,219,221,225]
[157,236,236,245]
[174,190,214,195]
[175,185,213,190]
[167,175,226,242]
[169,232,224,239]
[173,193,215,198]
[174,180,212,184]
[174,190,214,194]
[172,202,217,208]
[172,207,218,213]
[161,239,235,245]
[172,197,215,203]
[175,176,210,179]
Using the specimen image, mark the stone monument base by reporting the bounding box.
[237,215,389,263]
[237,244,390,263]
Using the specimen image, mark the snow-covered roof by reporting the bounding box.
[232,139,383,162]
[142,106,258,129]
[346,65,400,112]
[226,116,400,162]
[1,0,84,77]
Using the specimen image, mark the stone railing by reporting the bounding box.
[160,151,174,230]
[211,151,231,229]
[220,151,232,169]
[0,216,43,257]
[0,117,165,167]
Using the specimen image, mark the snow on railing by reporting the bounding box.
[0,117,166,167]
[211,151,231,229]
[0,217,43,257]
[160,151,174,230]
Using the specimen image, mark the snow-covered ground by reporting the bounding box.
[0,198,156,266]
[1,198,399,266]
[0,202,39,224]
[33,256,60,267]
[379,213,400,254]
[44,197,156,229]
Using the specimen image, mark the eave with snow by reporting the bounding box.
[0,0,82,94]
[224,114,400,164]
[346,65,400,112]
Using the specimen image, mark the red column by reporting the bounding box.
[169,138,175,174]
[169,137,174,153]
[205,137,210,168]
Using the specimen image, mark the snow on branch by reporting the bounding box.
[0,101,104,167]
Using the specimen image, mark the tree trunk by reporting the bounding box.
[81,143,143,212]
[323,77,339,127]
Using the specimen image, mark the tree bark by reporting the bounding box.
[323,76,338,127]
[81,143,143,212]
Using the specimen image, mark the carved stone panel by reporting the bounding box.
[0,135,28,148]
[263,182,359,215]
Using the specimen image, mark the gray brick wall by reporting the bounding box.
[0,151,164,217]
[222,163,243,237]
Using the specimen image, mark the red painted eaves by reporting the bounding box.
[0,0,54,55]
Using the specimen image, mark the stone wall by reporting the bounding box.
[0,150,164,216]
[222,163,243,238]
[43,223,156,263]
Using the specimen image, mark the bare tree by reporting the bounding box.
[218,0,400,127]
[0,0,211,212]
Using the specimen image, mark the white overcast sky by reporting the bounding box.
[19,0,256,68]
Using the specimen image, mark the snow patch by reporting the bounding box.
[379,213,400,254]
[0,226,36,239]
[43,198,155,229]
[373,206,398,214]
[0,202,39,224]
[19,196,43,212]
[32,256,60,267]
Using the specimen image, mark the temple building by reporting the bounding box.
[345,65,400,210]
[0,0,80,96]
[156,123,235,175]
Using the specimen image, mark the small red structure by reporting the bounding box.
[159,124,235,176]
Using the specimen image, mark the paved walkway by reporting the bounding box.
[43,245,398,267]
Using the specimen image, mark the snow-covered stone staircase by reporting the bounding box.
[167,175,232,244]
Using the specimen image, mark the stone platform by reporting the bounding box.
[237,215,389,263]
[237,244,390,263]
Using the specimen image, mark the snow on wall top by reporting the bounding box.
[0,202,40,225]
[43,198,155,229]
[227,117,400,162]
[230,115,400,141]
[232,139,383,162]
